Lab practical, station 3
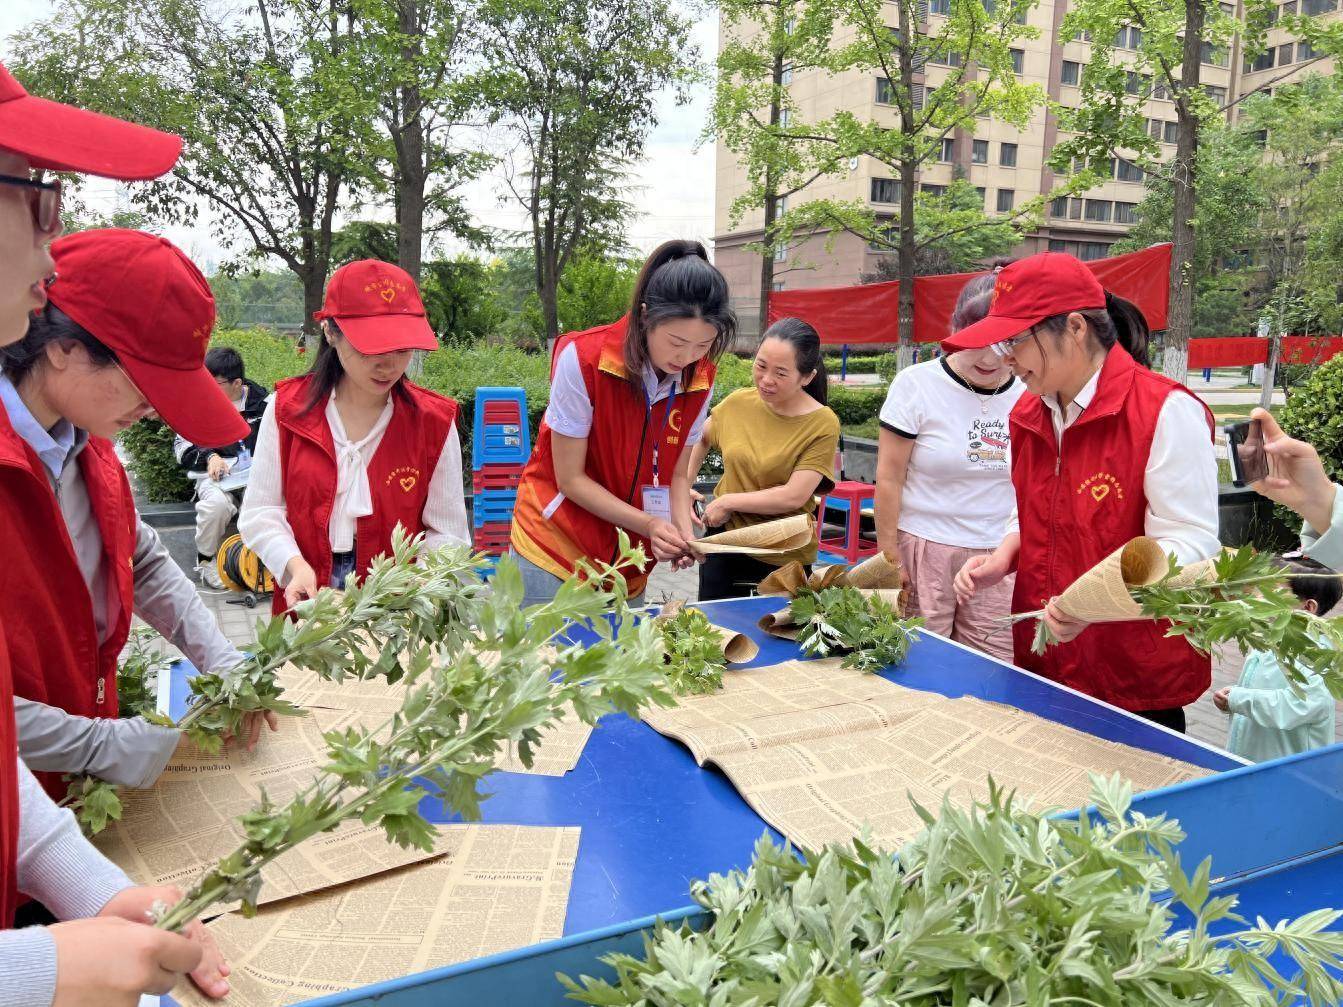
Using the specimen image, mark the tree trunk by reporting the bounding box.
[302,267,326,348]
[757,51,784,340]
[395,0,425,282]
[1164,0,1204,387]
[895,2,917,370]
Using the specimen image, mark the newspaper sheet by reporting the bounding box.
[691,514,814,557]
[175,825,580,1007]
[643,658,1207,852]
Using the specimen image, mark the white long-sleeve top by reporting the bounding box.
[1007,367,1220,566]
[239,393,468,584]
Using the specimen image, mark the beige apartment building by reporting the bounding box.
[713,0,1336,333]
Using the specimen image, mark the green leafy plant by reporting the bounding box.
[151,536,673,932]
[656,605,727,696]
[1023,548,1343,698]
[118,419,194,503]
[790,585,922,674]
[562,774,1343,1006]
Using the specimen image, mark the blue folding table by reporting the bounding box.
[165,596,1343,1005]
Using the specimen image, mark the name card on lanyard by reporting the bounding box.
[640,385,677,524]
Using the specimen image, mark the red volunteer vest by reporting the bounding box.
[1010,346,1214,711]
[272,375,459,616]
[0,627,19,927]
[0,409,137,801]
[511,324,716,597]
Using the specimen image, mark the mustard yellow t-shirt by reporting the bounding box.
[706,387,840,566]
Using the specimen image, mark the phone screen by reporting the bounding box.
[1227,419,1268,487]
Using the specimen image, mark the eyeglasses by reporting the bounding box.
[990,328,1035,359]
[0,172,62,236]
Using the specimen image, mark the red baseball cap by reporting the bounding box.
[313,259,437,354]
[942,252,1107,352]
[46,229,249,448]
[0,61,182,181]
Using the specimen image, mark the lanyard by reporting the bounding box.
[646,384,678,487]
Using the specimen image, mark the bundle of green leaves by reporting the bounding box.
[562,775,1343,1005]
[790,586,923,674]
[152,536,673,932]
[656,604,727,696]
[1028,548,1343,699]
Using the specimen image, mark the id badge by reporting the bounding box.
[640,485,672,523]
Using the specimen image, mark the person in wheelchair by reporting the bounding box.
[173,346,268,589]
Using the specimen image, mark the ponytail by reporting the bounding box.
[1039,290,1151,369]
[624,239,736,387]
[760,316,827,405]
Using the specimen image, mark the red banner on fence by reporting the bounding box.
[1184,335,1343,368]
[766,244,1173,345]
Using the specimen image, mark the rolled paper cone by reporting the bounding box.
[840,552,903,590]
[1053,536,1169,623]
[714,626,760,664]
[1164,550,1231,590]
[757,561,807,596]
[691,514,814,557]
[758,608,801,640]
[813,565,848,589]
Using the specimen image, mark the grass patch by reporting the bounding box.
[842,418,882,441]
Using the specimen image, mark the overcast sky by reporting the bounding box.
[0,1,717,273]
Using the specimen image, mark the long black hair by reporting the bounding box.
[759,316,827,405]
[624,239,736,387]
[303,319,413,413]
[1038,291,1150,368]
[1,303,118,385]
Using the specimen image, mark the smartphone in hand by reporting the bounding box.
[1226,419,1268,487]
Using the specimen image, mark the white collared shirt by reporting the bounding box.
[239,392,468,583]
[1008,364,1220,566]
[545,343,713,444]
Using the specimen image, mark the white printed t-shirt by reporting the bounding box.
[878,356,1025,549]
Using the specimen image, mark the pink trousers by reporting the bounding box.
[897,530,1016,665]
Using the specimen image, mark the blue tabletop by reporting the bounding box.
[168,595,1239,939]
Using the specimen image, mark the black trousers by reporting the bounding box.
[697,539,810,602]
[1135,707,1186,733]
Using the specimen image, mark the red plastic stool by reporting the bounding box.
[817,480,878,563]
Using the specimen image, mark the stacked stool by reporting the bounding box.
[471,387,530,558]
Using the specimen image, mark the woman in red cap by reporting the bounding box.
[239,259,467,612]
[0,62,229,1005]
[949,251,1219,733]
[510,240,734,605]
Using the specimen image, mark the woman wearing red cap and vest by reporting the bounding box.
[239,259,467,613]
[950,252,1219,733]
[510,240,734,605]
[0,63,228,1006]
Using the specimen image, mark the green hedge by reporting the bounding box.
[211,327,308,388]
[121,419,194,503]
[1278,355,1343,535]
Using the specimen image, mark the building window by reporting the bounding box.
[871,177,901,204]
[922,183,947,196]
[1114,201,1138,224]
[999,142,1018,167]
[1278,43,1296,65]
[1084,199,1113,222]
[1304,0,1337,15]
[1282,0,1298,12]
[1203,84,1227,105]
[1151,80,1170,100]
[1079,241,1111,260]
[1124,70,1149,96]
[1050,196,1069,217]
[1147,118,1177,143]
[1201,42,1228,67]
[876,77,896,104]
[1116,157,1143,182]
[972,138,989,163]
[976,186,987,205]
[929,0,952,12]
[1299,40,1321,60]
[778,108,793,128]
[940,137,956,162]
[1245,50,1274,72]
[927,45,963,67]
[1049,239,1068,253]
[1072,29,1092,41]
[1114,25,1142,49]
[996,188,1015,212]
[1061,60,1080,85]
[775,242,788,263]
[781,64,794,85]
[1009,48,1024,74]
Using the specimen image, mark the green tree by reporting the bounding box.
[330,220,401,266]
[556,251,639,334]
[473,0,698,344]
[710,0,843,335]
[1052,0,1343,382]
[211,271,306,330]
[11,0,384,339]
[757,0,1054,365]
[420,256,508,343]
